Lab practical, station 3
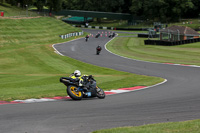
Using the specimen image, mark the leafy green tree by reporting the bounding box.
[5,0,16,6]
[5,0,34,8]
[0,0,5,3]
[169,0,194,21]
[46,0,63,12]
[18,0,34,8]
[4,0,199,22]
[61,0,127,13]
[34,0,46,11]
[105,0,125,12]
[182,0,200,18]
[121,0,132,13]
[130,0,195,22]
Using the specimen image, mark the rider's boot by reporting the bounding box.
[96,86,101,92]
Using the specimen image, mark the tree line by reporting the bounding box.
[2,0,200,22]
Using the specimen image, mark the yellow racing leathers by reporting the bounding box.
[69,73,89,86]
[78,75,89,87]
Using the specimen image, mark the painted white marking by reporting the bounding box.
[52,37,83,56]
[14,98,56,103]
[71,45,76,52]
[109,90,130,93]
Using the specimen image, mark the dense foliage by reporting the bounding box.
[130,0,199,22]
[1,0,200,22]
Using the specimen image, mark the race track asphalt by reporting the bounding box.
[0,29,200,133]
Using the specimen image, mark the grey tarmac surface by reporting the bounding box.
[1,29,200,133]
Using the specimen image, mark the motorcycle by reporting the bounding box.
[95,33,100,38]
[85,36,89,42]
[96,46,102,55]
[96,49,101,55]
[108,32,116,38]
[60,75,105,100]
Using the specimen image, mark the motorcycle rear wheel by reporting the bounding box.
[67,85,83,100]
[96,87,105,99]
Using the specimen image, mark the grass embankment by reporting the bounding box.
[107,35,200,66]
[0,9,163,101]
[93,119,200,133]
[0,17,81,101]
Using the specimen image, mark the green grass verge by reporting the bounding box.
[93,119,200,133]
[107,35,200,66]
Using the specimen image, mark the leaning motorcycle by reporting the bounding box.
[60,76,105,100]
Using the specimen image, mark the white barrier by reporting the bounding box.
[60,31,84,39]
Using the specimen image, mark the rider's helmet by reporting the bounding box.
[74,70,81,77]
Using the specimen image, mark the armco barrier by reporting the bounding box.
[60,31,84,39]
[145,38,200,46]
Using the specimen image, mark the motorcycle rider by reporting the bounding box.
[96,45,102,54]
[71,70,99,92]
[85,34,89,41]
[60,70,100,93]
[79,74,101,92]
[69,70,91,91]
[60,70,81,85]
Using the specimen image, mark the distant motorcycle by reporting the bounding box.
[96,45,102,55]
[60,75,105,100]
[85,35,89,42]
[95,33,100,38]
[85,37,89,42]
[108,32,116,38]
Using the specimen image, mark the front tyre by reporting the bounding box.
[96,86,105,99]
[67,85,83,100]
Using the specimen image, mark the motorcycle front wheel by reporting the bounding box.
[67,85,83,100]
[96,86,105,99]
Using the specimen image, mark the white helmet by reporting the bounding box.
[74,70,81,77]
